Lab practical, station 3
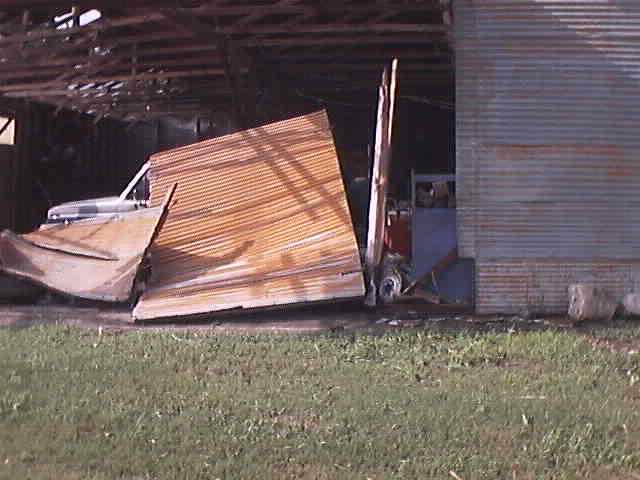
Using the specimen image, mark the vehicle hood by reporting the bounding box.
[47,197,141,218]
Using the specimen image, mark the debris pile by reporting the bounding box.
[0,111,365,321]
[0,187,173,303]
[133,110,364,320]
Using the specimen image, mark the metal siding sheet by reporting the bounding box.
[477,260,640,315]
[133,110,364,320]
[455,0,640,312]
[0,205,169,302]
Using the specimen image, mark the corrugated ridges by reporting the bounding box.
[0,206,167,302]
[477,260,640,315]
[134,110,364,320]
[455,0,640,312]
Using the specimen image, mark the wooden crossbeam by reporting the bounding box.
[191,3,448,17]
[5,80,196,98]
[158,8,447,35]
[267,50,451,61]
[0,23,445,53]
[0,26,95,62]
[245,34,447,47]
[232,0,301,27]
[0,67,230,92]
[228,23,448,35]
[0,12,165,46]
[0,0,178,10]
[0,0,445,11]
[280,63,453,73]
[158,6,251,125]
[0,55,226,81]
[0,43,221,72]
[0,41,448,78]
[0,0,450,120]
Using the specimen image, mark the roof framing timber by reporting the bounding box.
[0,0,453,121]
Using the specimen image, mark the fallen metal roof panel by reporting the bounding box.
[133,110,364,321]
[0,188,173,302]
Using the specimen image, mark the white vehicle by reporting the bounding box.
[46,163,150,224]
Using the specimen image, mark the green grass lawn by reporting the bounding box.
[1,324,639,479]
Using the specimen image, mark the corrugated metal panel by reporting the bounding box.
[455,0,640,313]
[477,260,640,315]
[0,191,172,301]
[133,110,364,321]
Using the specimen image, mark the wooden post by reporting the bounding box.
[219,38,244,129]
[243,54,258,127]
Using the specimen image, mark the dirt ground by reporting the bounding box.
[0,301,586,334]
[2,300,640,356]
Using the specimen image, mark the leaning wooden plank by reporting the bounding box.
[0,185,175,302]
[364,59,398,306]
[133,110,364,321]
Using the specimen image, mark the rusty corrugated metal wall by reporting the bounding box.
[455,0,640,314]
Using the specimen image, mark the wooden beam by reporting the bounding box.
[190,3,449,17]
[159,6,252,126]
[0,55,226,81]
[218,37,243,127]
[232,0,301,27]
[280,63,452,73]
[227,23,448,35]
[365,59,398,306]
[0,0,179,11]
[159,8,220,42]
[80,96,231,107]
[440,0,452,26]
[0,67,231,92]
[266,50,451,61]
[244,34,447,47]
[0,12,165,46]
[2,23,445,54]
[0,24,95,61]
[0,43,221,71]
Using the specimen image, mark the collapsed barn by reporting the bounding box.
[0,0,637,319]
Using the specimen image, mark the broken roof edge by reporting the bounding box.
[131,266,366,321]
[0,229,138,302]
[0,184,176,303]
[153,109,327,151]
[132,291,366,323]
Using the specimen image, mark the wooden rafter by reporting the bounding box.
[0,0,452,121]
[0,67,231,92]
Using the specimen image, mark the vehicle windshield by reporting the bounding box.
[119,162,150,202]
[127,174,149,201]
